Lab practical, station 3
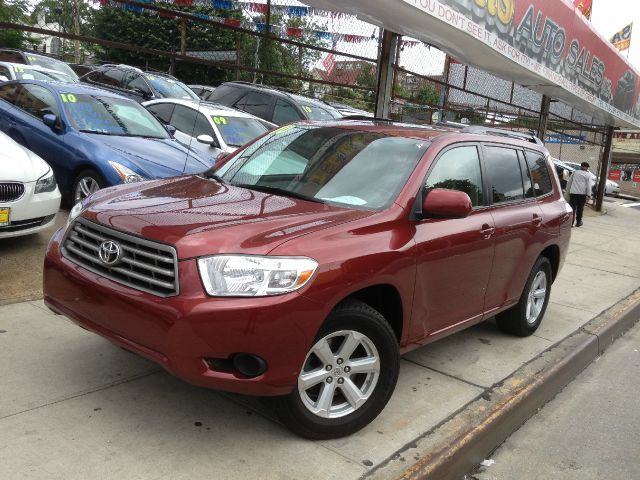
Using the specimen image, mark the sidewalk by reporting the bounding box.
[1,200,639,480]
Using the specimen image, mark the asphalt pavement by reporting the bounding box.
[1,198,639,480]
[471,318,640,480]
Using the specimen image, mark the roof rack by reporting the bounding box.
[461,126,543,145]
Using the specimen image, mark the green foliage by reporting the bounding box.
[0,0,32,49]
[413,84,439,106]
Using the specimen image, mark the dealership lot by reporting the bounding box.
[1,199,639,479]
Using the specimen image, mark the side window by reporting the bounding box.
[169,104,199,134]
[16,84,59,118]
[146,103,175,124]
[124,73,152,95]
[525,151,553,196]
[194,112,215,138]
[425,145,484,207]
[190,87,203,96]
[0,65,11,80]
[235,91,271,119]
[273,99,303,125]
[0,84,19,104]
[101,69,126,87]
[84,71,104,83]
[519,151,535,198]
[484,146,525,204]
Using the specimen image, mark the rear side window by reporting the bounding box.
[101,69,126,87]
[235,91,272,119]
[519,151,535,198]
[425,145,484,207]
[525,151,553,196]
[208,84,245,105]
[0,84,20,104]
[146,102,175,124]
[484,146,524,204]
[169,104,199,134]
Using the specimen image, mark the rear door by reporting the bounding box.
[481,144,546,314]
[411,143,495,338]
[233,91,274,122]
[168,104,221,159]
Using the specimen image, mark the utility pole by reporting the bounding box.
[73,0,80,63]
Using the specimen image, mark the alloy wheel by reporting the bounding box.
[526,270,547,325]
[74,176,100,203]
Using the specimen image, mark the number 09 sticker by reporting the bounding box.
[212,116,228,125]
[60,93,77,103]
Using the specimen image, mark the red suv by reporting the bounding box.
[44,121,572,439]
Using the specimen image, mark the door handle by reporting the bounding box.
[532,214,543,227]
[480,224,495,238]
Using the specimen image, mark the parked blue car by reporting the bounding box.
[0,80,212,203]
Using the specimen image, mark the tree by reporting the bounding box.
[0,0,32,49]
[413,84,439,106]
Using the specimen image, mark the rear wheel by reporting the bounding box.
[496,256,552,337]
[72,169,103,204]
[275,299,399,439]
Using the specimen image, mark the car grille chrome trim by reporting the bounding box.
[0,182,25,202]
[62,218,179,297]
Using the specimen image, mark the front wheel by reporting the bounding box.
[275,299,400,440]
[496,256,552,337]
[72,169,103,204]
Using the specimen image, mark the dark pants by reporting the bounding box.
[569,194,587,224]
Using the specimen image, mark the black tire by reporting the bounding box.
[71,169,103,205]
[496,256,552,337]
[275,299,400,440]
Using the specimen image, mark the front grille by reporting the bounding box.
[62,218,179,297]
[0,183,25,202]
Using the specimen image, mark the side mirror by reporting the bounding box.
[42,114,59,130]
[421,188,472,219]
[196,134,215,145]
[166,125,176,136]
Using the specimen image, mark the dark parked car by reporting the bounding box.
[207,81,342,125]
[43,122,571,439]
[189,84,217,101]
[0,80,211,203]
[80,64,199,103]
[0,48,79,80]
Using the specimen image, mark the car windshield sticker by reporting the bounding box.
[212,116,228,125]
[60,93,78,103]
[302,106,313,113]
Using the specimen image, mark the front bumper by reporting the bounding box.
[43,227,327,396]
[0,183,61,239]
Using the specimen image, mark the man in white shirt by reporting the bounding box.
[566,162,595,227]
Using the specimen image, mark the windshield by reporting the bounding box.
[301,104,342,121]
[215,125,429,210]
[213,115,270,148]
[14,66,75,83]
[25,54,79,80]
[145,75,199,100]
[63,93,169,138]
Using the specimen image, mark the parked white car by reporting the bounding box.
[143,98,276,162]
[0,61,77,83]
[553,159,620,196]
[0,131,61,239]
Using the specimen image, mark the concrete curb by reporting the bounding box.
[365,289,640,480]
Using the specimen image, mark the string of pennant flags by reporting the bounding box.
[96,0,423,47]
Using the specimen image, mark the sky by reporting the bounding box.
[590,0,640,70]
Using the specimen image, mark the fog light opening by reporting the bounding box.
[233,353,267,378]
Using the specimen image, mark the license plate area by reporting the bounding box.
[0,207,10,226]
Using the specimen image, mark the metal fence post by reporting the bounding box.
[537,95,551,141]
[374,29,399,119]
[595,126,615,212]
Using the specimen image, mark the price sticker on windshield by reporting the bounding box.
[146,75,156,81]
[27,56,37,62]
[15,67,24,73]
[212,116,228,125]
[60,93,77,103]
[302,106,313,113]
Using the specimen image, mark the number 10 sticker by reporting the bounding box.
[60,93,77,103]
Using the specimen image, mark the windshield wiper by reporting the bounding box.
[233,184,323,203]
[79,129,112,135]
[202,170,225,184]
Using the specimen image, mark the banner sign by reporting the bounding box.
[396,0,640,127]
[610,23,632,52]
[573,0,592,20]
[608,169,621,181]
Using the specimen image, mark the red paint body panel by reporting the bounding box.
[43,124,572,396]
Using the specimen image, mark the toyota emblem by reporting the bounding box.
[98,240,122,266]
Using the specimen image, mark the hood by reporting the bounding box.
[0,133,50,182]
[84,134,212,178]
[83,175,376,259]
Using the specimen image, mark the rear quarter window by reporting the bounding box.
[484,146,525,204]
[525,151,553,196]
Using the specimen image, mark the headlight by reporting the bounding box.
[198,255,318,297]
[34,168,56,194]
[67,201,84,224]
[108,161,146,184]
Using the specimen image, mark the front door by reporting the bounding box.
[411,144,495,340]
